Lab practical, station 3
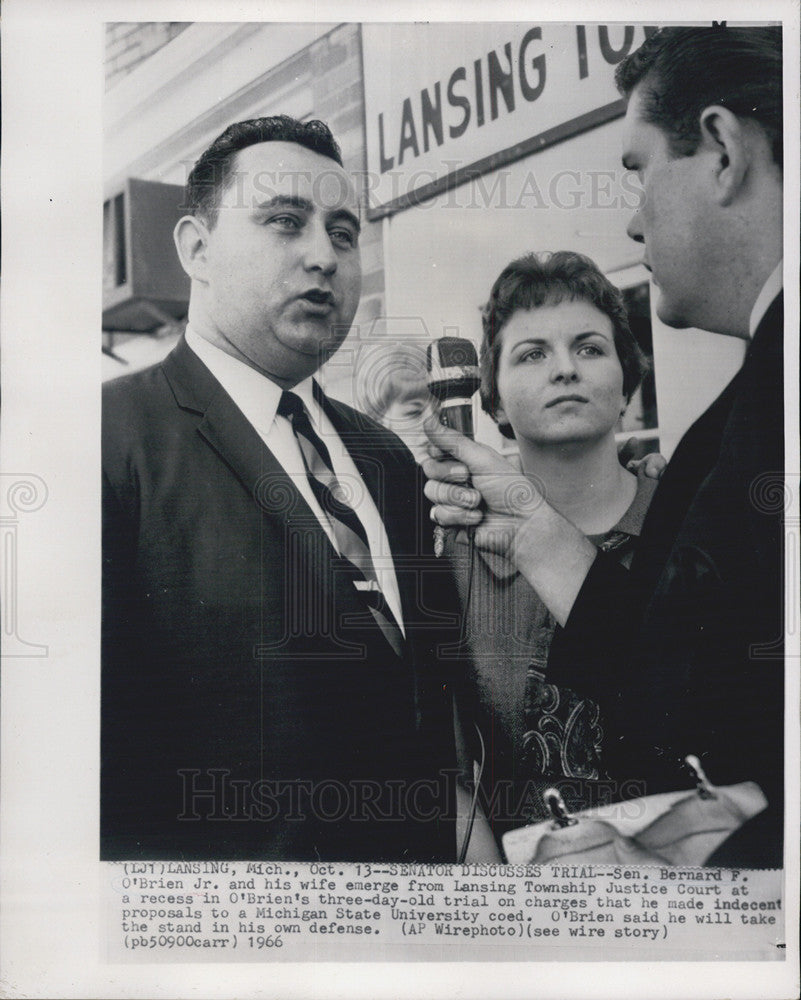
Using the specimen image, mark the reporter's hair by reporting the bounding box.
[480,251,648,440]
[358,345,432,424]
[616,26,782,166]
[185,115,343,226]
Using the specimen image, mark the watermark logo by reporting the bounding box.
[1,474,48,658]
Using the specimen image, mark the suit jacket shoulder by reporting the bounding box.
[548,294,785,865]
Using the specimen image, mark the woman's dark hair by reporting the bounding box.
[616,26,782,167]
[185,115,343,226]
[479,251,649,440]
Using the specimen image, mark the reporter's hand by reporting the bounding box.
[628,451,667,480]
[422,418,544,555]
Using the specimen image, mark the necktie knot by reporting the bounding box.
[277,390,305,422]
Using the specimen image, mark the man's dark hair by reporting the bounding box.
[616,26,782,166]
[479,251,649,440]
[185,115,343,226]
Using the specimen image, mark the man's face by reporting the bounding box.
[199,141,362,385]
[622,86,716,330]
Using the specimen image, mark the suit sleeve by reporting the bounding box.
[546,549,643,710]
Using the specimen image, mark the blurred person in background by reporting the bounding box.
[359,343,436,464]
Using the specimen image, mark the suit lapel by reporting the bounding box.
[653,290,782,511]
[633,291,783,591]
[632,360,742,588]
[745,292,782,380]
[162,338,334,538]
[161,342,405,658]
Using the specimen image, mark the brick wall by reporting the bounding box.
[105,23,190,89]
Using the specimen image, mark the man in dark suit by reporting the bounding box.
[423,27,785,867]
[102,116,458,861]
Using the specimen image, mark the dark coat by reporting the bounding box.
[548,295,785,867]
[102,338,459,861]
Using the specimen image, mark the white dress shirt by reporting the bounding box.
[749,259,783,338]
[185,328,405,633]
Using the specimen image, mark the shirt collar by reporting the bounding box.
[749,260,783,338]
[609,473,659,539]
[184,326,318,431]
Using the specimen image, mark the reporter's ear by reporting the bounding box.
[698,104,751,207]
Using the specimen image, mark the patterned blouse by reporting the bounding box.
[446,474,657,841]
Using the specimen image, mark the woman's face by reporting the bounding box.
[494,299,627,448]
[382,393,434,463]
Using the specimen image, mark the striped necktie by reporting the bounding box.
[278,390,404,658]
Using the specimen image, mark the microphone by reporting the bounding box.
[426,337,481,556]
[426,337,481,437]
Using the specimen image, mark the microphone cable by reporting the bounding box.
[457,524,488,864]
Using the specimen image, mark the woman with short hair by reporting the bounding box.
[447,250,656,848]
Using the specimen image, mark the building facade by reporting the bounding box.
[103,21,746,457]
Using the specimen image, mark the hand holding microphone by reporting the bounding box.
[423,339,545,559]
[425,337,481,555]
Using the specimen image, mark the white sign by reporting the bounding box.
[362,22,656,217]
